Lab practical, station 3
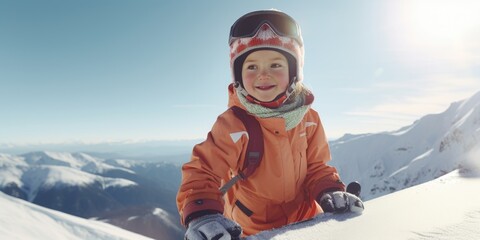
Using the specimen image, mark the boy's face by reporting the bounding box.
[241,50,290,102]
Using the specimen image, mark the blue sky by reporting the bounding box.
[1,0,479,145]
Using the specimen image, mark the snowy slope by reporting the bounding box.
[0,191,153,240]
[247,166,480,240]
[329,90,480,200]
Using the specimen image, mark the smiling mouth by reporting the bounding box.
[256,85,275,90]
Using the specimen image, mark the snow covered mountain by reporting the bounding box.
[0,191,154,240]
[0,151,184,240]
[247,167,480,240]
[0,152,136,202]
[329,90,480,200]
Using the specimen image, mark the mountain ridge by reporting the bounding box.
[329,90,480,200]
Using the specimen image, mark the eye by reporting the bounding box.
[246,64,257,70]
[271,63,283,68]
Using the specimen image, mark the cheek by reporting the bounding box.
[272,71,289,80]
[242,71,256,84]
[272,71,290,86]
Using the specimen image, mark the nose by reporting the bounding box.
[258,69,270,81]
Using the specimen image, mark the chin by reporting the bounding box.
[258,97,275,102]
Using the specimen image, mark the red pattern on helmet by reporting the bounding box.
[236,44,247,54]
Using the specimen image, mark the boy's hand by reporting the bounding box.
[319,191,364,213]
[185,213,242,240]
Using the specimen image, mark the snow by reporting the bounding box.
[153,208,184,232]
[37,166,97,187]
[247,169,480,240]
[328,90,480,200]
[19,165,136,201]
[0,191,153,240]
[0,154,27,186]
[0,152,137,201]
[23,151,86,168]
[21,151,135,174]
[103,177,136,188]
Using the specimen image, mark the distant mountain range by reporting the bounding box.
[329,90,480,200]
[0,151,185,240]
[0,139,197,163]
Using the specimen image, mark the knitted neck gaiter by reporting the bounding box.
[236,87,311,130]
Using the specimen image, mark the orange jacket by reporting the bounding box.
[177,84,345,236]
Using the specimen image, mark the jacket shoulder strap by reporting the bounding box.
[230,106,264,178]
[219,106,264,195]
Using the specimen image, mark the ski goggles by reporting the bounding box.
[229,10,303,46]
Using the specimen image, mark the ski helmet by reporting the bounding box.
[229,10,305,89]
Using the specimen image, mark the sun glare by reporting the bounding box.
[400,0,480,47]
[386,0,480,68]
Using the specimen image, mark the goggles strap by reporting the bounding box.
[229,11,302,46]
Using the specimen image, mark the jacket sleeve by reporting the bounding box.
[176,110,244,226]
[304,109,345,202]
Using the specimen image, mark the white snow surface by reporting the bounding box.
[247,169,480,240]
[0,191,153,240]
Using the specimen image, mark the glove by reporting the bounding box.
[185,213,242,240]
[319,191,364,213]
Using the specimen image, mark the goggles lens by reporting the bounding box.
[229,11,302,45]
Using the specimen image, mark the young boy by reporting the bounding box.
[177,9,364,239]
